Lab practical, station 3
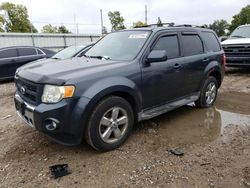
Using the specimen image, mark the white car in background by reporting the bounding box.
[222,24,250,67]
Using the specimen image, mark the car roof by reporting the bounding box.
[124,26,213,33]
[0,46,55,54]
[0,46,40,50]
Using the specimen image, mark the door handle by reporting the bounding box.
[203,58,210,62]
[173,63,181,69]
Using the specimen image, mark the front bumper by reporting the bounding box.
[14,92,91,146]
[226,56,250,67]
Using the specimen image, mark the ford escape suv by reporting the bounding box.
[14,26,225,151]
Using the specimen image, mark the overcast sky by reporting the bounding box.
[0,0,249,34]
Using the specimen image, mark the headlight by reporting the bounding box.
[42,85,75,103]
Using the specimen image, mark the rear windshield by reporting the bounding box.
[201,32,221,52]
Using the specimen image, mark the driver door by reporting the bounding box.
[141,32,186,109]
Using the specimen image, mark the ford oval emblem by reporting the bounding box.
[20,86,26,95]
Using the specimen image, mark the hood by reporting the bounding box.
[222,38,250,45]
[17,57,126,85]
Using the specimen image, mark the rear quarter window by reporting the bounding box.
[201,32,221,52]
[37,49,44,55]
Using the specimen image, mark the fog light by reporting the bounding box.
[45,119,59,131]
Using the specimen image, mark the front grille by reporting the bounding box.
[15,77,42,105]
[223,44,250,57]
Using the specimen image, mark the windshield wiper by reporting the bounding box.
[50,57,61,60]
[231,35,245,38]
[83,55,110,60]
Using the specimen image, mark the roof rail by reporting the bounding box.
[134,23,203,29]
[134,22,175,28]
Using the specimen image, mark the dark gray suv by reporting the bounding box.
[14,26,225,151]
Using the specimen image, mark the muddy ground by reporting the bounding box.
[0,68,250,188]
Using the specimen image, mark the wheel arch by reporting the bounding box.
[203,61,223,88]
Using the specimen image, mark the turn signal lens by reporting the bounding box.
[63,86,75,98]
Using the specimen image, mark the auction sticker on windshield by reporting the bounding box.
[129,33,148,39]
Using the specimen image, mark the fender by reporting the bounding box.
[204,60,222,77]
[81,76,142,113]
[198,60,222,90]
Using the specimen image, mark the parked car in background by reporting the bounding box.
[0,46,55,81]
[222,24,250,67]
[51,43,94,60]
[15,26,225,151]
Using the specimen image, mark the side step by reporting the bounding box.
[138,93,200,121]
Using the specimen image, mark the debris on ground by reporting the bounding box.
[147,128,157,134]
[200,162,211,166]
[1,115,12,120]
[169,148,184,156]
[49,164,71,179]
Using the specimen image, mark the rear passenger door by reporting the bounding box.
[141,32,186,109]
[0,48,18,78]
[180,32,207,94]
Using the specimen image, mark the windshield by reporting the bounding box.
[52,46,85,59]
[85,31,150,61]
[230,26,250,38]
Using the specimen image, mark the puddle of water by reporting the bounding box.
[149,104,250,148]
[218,109,250,132]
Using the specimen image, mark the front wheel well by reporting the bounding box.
[86,91,139,124]
[208,70,222,87]
[106,91,138,119]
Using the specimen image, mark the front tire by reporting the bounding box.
[85,96,134,151]
[195,76,218,108]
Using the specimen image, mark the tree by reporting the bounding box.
[108,11,126,31]
[0,2,37,32]
[41,24,71,33]
[229,5,250,33]
[58,25,71,33]
[0,14,4,32]
[41,24,58,33]
[208,19,229,36]
[133,21,146,28]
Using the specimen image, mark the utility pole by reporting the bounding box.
[145,5,148,25]
[100,9,104,35]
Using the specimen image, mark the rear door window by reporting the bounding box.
[153,35,180,59]
[18,48,37,56]
[201,32,221,52]
[37,49,44,55]
[0,48,18,58]
[182,34,204,56]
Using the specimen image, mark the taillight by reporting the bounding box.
[223,53,226,66]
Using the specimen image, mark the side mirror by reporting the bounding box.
[220,36,228,42]
[146,50,168,63]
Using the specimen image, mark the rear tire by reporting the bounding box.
[195,76,218,108]
[85,96,134,151]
